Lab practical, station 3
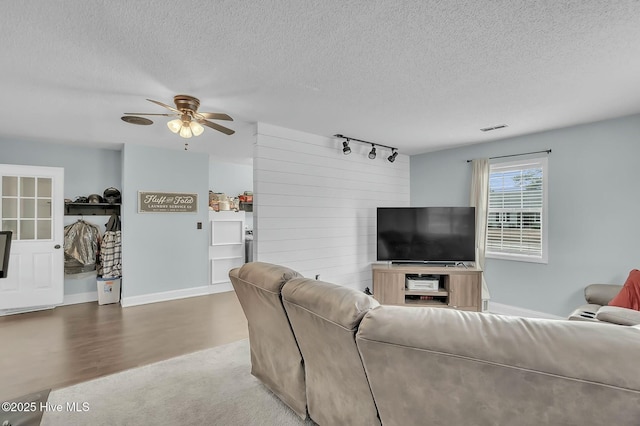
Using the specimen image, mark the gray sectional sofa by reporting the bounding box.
[230,262,640,426]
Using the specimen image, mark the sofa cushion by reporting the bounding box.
[283,278,379,329]
[585,283,623,305]
[232,261,302,294]
[609,269,640,311]
[282,278,380,426]
[596,305,640,326]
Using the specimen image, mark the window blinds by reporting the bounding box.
[487,160,544,258]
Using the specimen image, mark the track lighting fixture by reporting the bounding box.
[333,134,398,164]
[368,145,377,159]
[343,139,351,155]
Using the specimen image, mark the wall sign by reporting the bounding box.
[138,191,198,213]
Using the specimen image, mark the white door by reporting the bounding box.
[0,164,64,312]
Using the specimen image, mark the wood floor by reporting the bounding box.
[0,291,248,402]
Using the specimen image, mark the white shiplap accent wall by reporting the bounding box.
[254,123,410,290]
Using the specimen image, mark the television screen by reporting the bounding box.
[377,207,476,263]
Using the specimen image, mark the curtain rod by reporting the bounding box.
[466,149,551,163]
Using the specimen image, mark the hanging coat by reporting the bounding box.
[99,214,122,278]
[64,220,101,274]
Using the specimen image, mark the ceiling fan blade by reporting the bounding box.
[197,112,233,121]
[147,99,181,114]
[123,113,177,116]
[198,119,235,135]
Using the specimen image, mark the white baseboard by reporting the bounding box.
[62,291,98,306]
[0,305,56,316]
[121,283,234,308]
[209,282,234,294]
[488,301,564,320]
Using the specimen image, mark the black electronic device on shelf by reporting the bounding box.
[376,207,476,264]
[0,231,12,278]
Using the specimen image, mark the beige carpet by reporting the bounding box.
[41,339,315,426]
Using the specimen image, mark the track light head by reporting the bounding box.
[342,140,351,155]
[368,145,377,160]
[388,150,398,163]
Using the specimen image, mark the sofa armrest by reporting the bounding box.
[585,284,622,305]
[596,306,640,326]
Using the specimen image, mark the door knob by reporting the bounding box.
[54,244,61,249]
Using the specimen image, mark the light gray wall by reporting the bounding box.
[411,114,640,316]
[254,123,410,290]
[0,137,121,296]
[209,159,254,230]
[209,159,253,196]
[121,144,209,300]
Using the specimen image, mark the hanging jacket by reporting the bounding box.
[64,219,101,274]
[99,214,122,278]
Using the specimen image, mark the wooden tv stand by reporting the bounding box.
[372,263,483,311]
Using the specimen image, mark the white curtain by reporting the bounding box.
[470,158,490,310]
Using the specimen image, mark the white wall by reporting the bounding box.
[254,123,410,291]
[121,144,210,305]
[209,159,253,196]
[411,114,640,317]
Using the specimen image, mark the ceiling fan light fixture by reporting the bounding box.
[167,119,182,134]
[179,125,193,138]
[190,121,204,136]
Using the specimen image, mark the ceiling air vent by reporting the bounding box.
[480,124,508,132]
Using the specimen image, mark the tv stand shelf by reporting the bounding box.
[372,263,483,311]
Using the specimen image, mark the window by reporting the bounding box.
[486,157,548,263]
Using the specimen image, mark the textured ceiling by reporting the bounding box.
[1,1,639,163]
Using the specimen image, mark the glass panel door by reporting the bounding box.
[1,176,53,240]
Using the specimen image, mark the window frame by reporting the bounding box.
[486,156,548,264]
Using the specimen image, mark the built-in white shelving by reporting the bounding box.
[209,211,246,288]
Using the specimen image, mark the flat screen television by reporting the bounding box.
[377,207,476,264]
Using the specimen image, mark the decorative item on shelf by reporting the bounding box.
[103,187,121,204]
[230,197,240,211]
[238,191,253,212]
[209,192,228,211]
[87,194,104,203]
[238,193,253,203]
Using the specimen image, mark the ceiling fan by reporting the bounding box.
[122,94,235,139]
